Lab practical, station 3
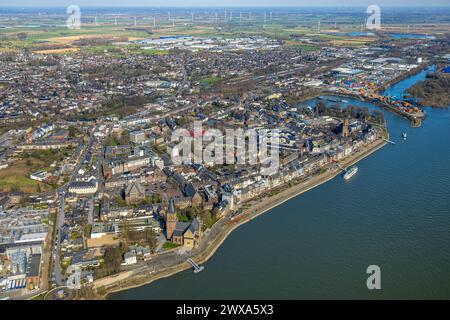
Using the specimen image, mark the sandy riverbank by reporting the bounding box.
[96,138,388,299]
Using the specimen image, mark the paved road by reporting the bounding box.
[177,64,188,95]
[87,198,94,225]
[53,196,65,286]
[52,125,99,286]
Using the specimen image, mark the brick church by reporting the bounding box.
[165,198,201,249]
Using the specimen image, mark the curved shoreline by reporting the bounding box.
[98,139,388,299]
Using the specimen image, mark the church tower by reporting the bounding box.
[342,118,350,138]
[166,198,177,240]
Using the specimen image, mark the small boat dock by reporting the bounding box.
[187,258,205,274]
[384,139,396,145]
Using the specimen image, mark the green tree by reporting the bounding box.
[103,247,122,273]
[144,228,158,253]
[114,195,127,207]
[68,125,79,138]
[121,219,130,243]
[201,210,216,229]
[84,224,92,238]
[152,193,162,204]
[120,130,130,144]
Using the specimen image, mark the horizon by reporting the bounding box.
[3,1,450,8]
[3,5,450,8]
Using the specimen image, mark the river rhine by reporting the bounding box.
[111,68,450,299]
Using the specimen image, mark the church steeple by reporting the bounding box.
[168,198,175,214]
[166,198,177,240]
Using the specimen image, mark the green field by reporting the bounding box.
[163,241,181,250]
[0,19,381,53]
[0,159,49,193]
[0,149,72,193]
[200,76,222,87]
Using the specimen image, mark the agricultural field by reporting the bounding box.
[0,17,398,55]
[32,47,80,54]
[0,26,149,52]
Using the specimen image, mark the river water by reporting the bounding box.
[111,68,450,299]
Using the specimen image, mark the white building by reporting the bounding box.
[123,252,137,265]
[15,232,48,244]
[68,179,98,195]
[30,171,48,182]
[130,130,146,144]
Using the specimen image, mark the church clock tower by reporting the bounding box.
[166,198,177,240]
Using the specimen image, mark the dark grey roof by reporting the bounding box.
[124,251,137,259]
[184,182,198,198]
[172,229,184,237]
[26,254,41,278]
[175,221,190,233]
[125,181,145,195]
[173,172,186,187]
[189,218,200,234]
[0,196,10,208]
[162,167,172,177]
[168,198,176,214]
[69,180,96,189]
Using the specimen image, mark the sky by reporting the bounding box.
[2,0,450,7]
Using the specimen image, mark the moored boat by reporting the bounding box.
[344,166,358,180]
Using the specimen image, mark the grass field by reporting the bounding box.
[163,241,181,250]
[0,21,382,53]
[200,76,222,87]
[0,148,73,193]
[0,158,52,193]
[0,26,149,50]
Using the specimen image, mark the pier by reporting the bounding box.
[187,258,205,274]
[384,139,396,145]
